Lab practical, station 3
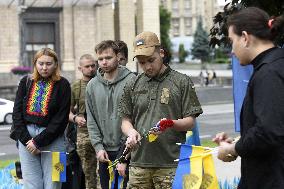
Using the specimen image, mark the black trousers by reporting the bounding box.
[62,151,85,189]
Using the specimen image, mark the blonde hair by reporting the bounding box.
[32,48,61,82]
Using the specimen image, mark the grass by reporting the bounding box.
[201,139,218,148]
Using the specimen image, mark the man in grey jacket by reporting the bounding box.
[86,40,134,189]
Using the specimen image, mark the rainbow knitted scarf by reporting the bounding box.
[27,80,54,116]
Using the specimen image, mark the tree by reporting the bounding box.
[209,0,284,47]
[160,5,172,61]
[191,19,211,67]
[178,44,188,63]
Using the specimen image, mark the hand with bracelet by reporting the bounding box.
[26,139,41,155]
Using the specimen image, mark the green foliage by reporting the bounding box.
[215,58,230,64]
[215,45,230,58]
[160,5,172,60]
[191,20,211,63]
[209,0,284,47]
[178,44,188,63]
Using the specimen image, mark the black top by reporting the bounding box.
[235,47,284,189]
[12,75,71,148]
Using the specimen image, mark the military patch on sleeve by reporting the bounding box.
[160,88,170,104]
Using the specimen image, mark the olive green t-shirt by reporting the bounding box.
[71,79,88,133]
[118,67,203,168]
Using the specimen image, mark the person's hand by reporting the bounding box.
[212,132,233,145]
[217,141,238,162]
[116,163,127,177]
[96,150,109,162]
[126,128,141,150]
[75,116,86,127]
[26,140,40,155]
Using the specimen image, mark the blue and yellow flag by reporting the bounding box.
[186,121,201,146]
[201,153,219,189]
[108,161,125,189]
[52,152,66,182]
[172,145,205,189]
[172,145,219,189]
[232,55,253,132]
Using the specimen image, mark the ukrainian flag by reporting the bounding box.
[52,152,66,182]
[172,145,205,189]
[186,121,201,146]
[108,161,125,189]
[172,145,219,189]
[232,55,253,132]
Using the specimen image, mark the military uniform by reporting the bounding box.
[118,66,202,188]
[71,79,97,189]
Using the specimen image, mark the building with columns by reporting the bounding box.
[0,0,160,82]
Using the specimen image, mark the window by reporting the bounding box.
[25,23,55,66]
[184,0,191,9]
[172,0,179,9]
[184,17,192,36]
[20,8,60,67]
[172,18,180,36]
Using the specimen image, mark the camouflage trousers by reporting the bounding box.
[77,132,97,189]
[127,166,176,189]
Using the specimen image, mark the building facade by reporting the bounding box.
[0,0,160,83]
[160,0,218,61]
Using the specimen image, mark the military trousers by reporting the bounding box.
[77,132,97,189]
[127,166,176,189]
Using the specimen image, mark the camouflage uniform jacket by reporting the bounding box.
[118,66,203,168]
[71,79,89,134]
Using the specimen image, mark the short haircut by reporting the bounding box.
[79,54,95,64]
[95,40,119,55]
[115,40,128,59]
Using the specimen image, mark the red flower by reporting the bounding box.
[159,119,174,131]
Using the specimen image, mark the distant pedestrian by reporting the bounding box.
[199,70,205,86]
[213,7,284,189]
[205,70,209,86]
[212,70,217,85]
[12,48,71,189]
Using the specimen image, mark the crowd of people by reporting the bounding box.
[10,6,284,189]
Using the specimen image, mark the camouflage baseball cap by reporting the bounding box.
[133,31,160,58]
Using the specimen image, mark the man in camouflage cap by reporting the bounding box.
[118,31,203,188]
[69,54,97,189]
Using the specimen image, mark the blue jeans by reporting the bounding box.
[18,124,66,189]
